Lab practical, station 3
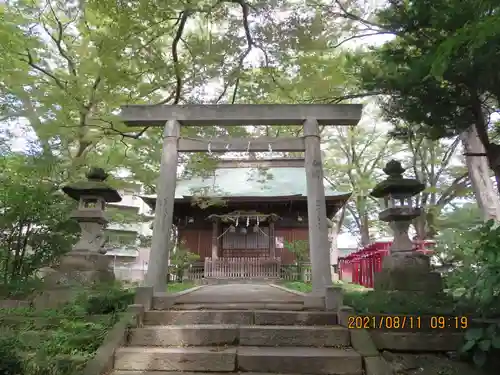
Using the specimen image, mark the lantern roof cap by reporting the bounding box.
[62,167,122,202]
[370,160,425,198]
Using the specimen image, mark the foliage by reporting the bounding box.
[0,0,366,186]
[354,0,500,190]
[0,282,134,375]
[324,123,397,245]
[432,203,483,278]
[282,281,312,293]
[0,333,23,375]
[283,240,310,282]
[399,134,471,239]
[323,119,468,244]
[284,240,309,263]
[0,152,79,288]
[169,243,200,282]
[167,282,195,293]
[74,283,135,315]
[462,324,500,368]
[449,220,500,315]
[137,234,152,248]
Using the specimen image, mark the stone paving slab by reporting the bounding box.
[253,310,337,326]
[114,346,236,372]
[144,310,254,325]
[113,372,316,375]
[172,302,304,310]
[239,325,350,347]
[237,346,362,375]
[173,284,303,304]
[129,324,239,346]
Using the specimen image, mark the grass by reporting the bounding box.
[0,282,134,375]
[282,281,312,293]
[282,280,369,294]
[167,281,196,293]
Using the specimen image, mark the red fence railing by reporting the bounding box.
[338,240,435,288]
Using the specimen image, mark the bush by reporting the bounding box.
[169,245,200,282]
[75,283,135,315]
[445,220,500,317]
[0,282,137,375]
[84,289,134,315]
[0,333,23,375]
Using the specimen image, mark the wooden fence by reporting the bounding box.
[204,257,281,279]
[169,264,204,282]
[280,263,312,282]
[115,261,311,283]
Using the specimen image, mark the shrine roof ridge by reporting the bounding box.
[140,167,351,206]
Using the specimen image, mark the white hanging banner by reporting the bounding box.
[275,236,284,249]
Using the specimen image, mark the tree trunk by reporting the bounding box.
[359,213,371,247]
[461,126,500,220]
[328,206,346,281]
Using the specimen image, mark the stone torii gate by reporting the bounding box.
[120,104,362,296]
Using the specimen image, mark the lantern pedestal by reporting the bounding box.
[374,252,443,294]
[70,209,108,253]
[45,251,115,286]
[34,251,115,309]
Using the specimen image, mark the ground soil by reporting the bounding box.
[382,351,495,375]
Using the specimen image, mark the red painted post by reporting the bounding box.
[340,239,436,287]
[360,253,367,287]
[352,255,360,284]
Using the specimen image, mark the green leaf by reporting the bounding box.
[461,339,476,352]
[492,335,500,349]
[486,323,497,338]
[465,328,484,341]
[478,339,491,351]
[472,349,488,367]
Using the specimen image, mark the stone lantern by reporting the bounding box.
[54,167,122,284]
[370,160,442,294]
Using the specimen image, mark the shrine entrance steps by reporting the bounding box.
[111,287,363,375]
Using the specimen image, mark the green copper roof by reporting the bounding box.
[175,167,347,198]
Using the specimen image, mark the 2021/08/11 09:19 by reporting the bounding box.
[347,315,469,330]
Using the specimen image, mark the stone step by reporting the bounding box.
[144,310,254,325]
[172,296,303,304]
[114,346,362,375]
[129,324,239,346]
[253,310,337,326]
[171,303,304,310]
[143,310,338,326]
[113,373,312,375]
[128,324,349,347]
[238,346,362,375]
[152,296,301,310]
[114,346,237,372]
[239,325,350,347]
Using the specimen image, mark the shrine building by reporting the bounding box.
[141,158,350,278]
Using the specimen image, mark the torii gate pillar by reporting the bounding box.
[145,120,180,291]
[304,118,332,296]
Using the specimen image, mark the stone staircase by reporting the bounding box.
[111,298,363,375]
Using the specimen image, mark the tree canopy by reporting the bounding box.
[354,0,500,191]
